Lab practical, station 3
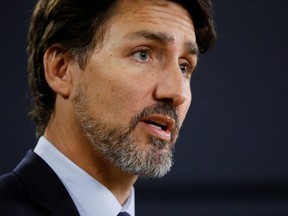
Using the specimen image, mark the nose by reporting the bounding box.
[153,64,191,106]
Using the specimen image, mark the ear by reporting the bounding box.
[43,45,73,97]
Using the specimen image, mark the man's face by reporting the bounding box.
[71,0,198,177]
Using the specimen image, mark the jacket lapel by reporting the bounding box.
[13,150,80,216]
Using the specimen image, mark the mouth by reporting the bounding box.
[139,114,175,141]
[143,120,169,131]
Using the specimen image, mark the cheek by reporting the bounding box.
[85,77,148,123]
[109,81,150,114]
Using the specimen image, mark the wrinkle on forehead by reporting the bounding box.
[92,0,196,55]
[115,0,195,34]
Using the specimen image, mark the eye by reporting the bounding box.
[180,62,194,74]
[180,63,189,74]
[132,48,151,63]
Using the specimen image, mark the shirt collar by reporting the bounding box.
[34,136,135,216]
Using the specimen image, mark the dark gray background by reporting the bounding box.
[1,0,288,215]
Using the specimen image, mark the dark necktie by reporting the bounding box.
[117,212,130,216]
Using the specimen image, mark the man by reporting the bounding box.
[0,0,216,215]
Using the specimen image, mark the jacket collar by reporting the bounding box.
[13,150,80,215]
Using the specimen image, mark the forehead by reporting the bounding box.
[106,0,195,41]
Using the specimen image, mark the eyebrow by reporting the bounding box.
[127,30,199,56]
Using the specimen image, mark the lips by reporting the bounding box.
[139,114,175,141]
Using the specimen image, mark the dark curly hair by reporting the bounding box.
[27,0,216,137]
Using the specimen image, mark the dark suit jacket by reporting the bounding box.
[0,150,80,215]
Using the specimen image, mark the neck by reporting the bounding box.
[44,108,138,205]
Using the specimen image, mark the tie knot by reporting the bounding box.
[117,212,130,216]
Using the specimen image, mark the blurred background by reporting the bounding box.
[0,0,287,215]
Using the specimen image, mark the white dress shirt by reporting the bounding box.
[34,136,135,216]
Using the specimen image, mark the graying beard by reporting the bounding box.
[79,114,174,178]
[72,84,176,178]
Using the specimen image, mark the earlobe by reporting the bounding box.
[44,45,72,97]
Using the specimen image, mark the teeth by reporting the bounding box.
[152,120,166,127]
[150,124,162,130]
[145,120,167,130]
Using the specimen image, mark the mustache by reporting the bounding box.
[130,101,180,134]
